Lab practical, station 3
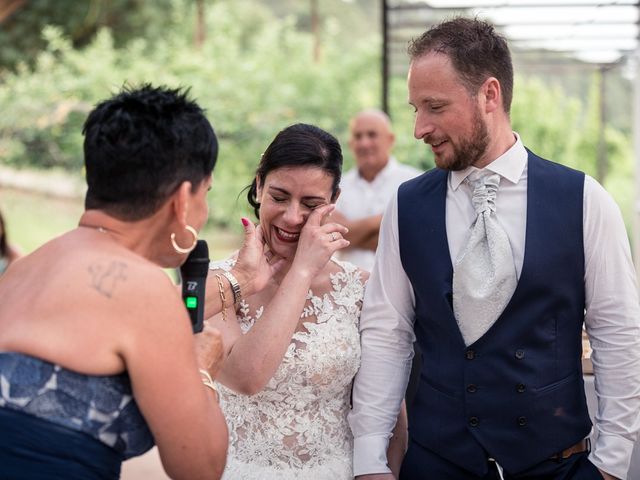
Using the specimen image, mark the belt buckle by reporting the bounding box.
[552,438,590,463]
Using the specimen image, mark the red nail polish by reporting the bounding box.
[241,218,249,227]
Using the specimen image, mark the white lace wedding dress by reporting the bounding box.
[213,258,365,480]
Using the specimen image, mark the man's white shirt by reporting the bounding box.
[336,157,421,272]
[348,134,640,479]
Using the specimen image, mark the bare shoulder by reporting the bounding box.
[87,252,172,299]
[38,233,185,328]
[0,233,189,374]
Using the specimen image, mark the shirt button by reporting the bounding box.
[515,349,525,360]
[469,416,480,427]
[517,416,527,427]
[516,383,526,393]
[467,384,477,393]
[465,350,476,360]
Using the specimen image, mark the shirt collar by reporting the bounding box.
[357,156,396,183]
[450,132,527,191]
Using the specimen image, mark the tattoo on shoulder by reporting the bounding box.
[88,261,128,298]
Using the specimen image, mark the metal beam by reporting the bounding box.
[388,2,637,11]
[388,20,638,28]
[388,34,637,42]
[382,0,390,115]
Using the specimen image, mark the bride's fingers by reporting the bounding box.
[327,231,344,242]
[321,222,349,236]
[306,204,335,227]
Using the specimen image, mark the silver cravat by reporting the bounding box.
[452,171,517,346]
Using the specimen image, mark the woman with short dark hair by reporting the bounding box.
[0,85,273,480]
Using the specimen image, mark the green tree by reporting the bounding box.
[0,0,380,227]
[0,0,179,71]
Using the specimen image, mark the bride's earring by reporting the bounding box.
[171,225,198,254]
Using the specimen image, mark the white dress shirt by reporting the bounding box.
[336,157,422,271]
[349,134,640,479]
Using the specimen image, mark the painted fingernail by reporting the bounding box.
[241,217,249,227]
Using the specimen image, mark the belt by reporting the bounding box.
[549,438,590,461]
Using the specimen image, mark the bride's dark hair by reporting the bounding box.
[246,123,343,219]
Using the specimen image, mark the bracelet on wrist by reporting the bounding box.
[214,273,228,322]
[221,270,243,306]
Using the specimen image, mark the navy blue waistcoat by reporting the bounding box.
[397,151,591,476]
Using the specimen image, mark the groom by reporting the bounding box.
[349,17,640,480]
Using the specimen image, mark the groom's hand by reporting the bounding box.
[598,469,618,480]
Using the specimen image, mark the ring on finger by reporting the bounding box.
[330,232,337,242]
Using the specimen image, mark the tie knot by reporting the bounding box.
[467,171,500,215]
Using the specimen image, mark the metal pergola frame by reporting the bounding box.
[381,1,638,111]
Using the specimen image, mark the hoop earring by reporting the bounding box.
[171,225,198,254]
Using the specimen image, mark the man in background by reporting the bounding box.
[334,109,421,271]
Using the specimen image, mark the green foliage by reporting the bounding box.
[0,0,381,228]
[0,0,178,71]
[511,77,584,168]
[511,73,634,229]
[0,0,634,233]
[0,187,240,257]
[389,75,436,172]
[1,188,83,253]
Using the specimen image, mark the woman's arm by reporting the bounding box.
[210,205,349,395]
[120,266,228,480]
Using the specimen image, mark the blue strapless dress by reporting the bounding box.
[0,352,154,479]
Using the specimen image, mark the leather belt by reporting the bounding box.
[549,438,590,461]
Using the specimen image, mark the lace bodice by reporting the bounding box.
[211,258,364,479]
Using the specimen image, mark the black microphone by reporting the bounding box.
[180,240,209,333]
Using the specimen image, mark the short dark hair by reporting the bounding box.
[247,123,343,219]
[83,84,218,220]
[408,17,513,114]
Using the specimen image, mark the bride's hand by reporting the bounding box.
[233,218,285,297]
[290,204,349,278]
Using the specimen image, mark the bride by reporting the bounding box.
[206,123,407,479]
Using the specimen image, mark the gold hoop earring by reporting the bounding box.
[171,225,198,254]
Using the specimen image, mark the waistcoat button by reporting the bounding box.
[517,416,527,426]
[469,416,479,427]
[516,383,526,393]
[515,349,525,360]
[467,384,477,393]
[465,350,475,360]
